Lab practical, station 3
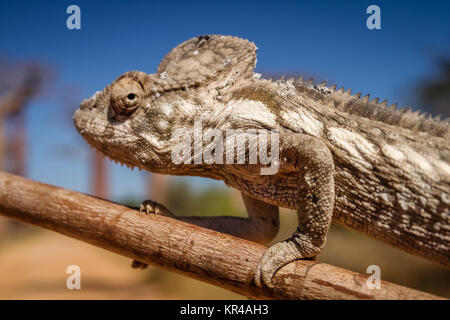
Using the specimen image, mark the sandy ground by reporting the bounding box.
[0,225,243,299]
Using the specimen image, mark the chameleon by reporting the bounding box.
[73,34,450,288]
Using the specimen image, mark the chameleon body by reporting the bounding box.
[73,35,450,287]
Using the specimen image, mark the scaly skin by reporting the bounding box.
[73,35,450,288]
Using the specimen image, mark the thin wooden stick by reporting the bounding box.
[0,171,443,299]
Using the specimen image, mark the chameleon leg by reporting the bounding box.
[254,133,335,287]
[140,194,279,243]
[132,193,279,269]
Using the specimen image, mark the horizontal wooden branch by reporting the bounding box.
[0,171,443,299]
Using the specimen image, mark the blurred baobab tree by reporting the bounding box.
[0,60,50,176]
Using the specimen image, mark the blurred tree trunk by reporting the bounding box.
[9,110,27,176]
[0,63,46,174]
[91,150,108,199]
[0,119,4,171]
[148,173,169,203]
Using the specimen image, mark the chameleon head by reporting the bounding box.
[73,34,258,171]
[73,71,176,171]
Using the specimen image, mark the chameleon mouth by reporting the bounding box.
[85,139,143,171]
[73,109,144,171]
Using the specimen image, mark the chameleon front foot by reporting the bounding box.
[254,240,305,288]
[139,199,175,217]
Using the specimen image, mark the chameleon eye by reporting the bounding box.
[111,77,143,115]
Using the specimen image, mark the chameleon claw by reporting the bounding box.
[139,199,174,217]
[140,200,156,214]
[254,240,304,288]
[131,259,149,269]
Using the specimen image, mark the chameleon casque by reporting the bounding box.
[73,35,450,288]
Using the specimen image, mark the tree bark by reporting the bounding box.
[0,171,444,300]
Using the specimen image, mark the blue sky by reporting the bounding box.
[0,0,449,201]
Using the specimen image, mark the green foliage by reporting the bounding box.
[166,181,244,217]
[119,197,141,208]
